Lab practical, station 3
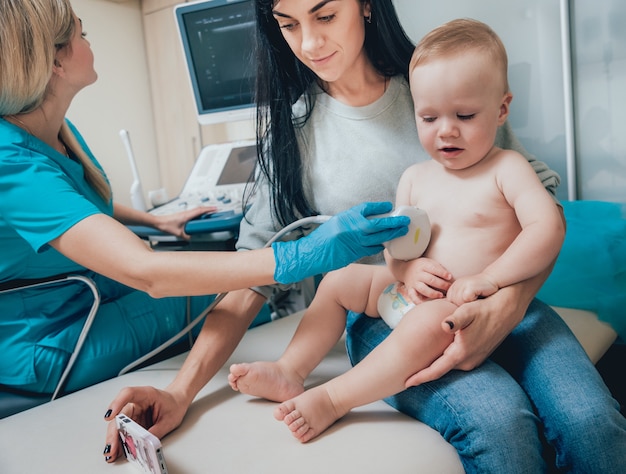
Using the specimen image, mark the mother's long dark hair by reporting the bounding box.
[249,0,414,227]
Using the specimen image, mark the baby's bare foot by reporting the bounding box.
[273,386,345,443]
[228,361,304,402]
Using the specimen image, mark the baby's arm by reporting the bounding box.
[385,164,453,302]
[445,274,499,306]
[447,151,564,305]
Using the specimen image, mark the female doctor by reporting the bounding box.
[0,0,408,396]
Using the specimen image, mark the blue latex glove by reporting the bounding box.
[273,201,409,285]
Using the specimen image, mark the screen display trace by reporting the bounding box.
[175,0,256,125]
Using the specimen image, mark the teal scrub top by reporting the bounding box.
[0,117,113,385]
[0,118,112,280]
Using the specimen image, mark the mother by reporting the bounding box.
[106,1,626,471]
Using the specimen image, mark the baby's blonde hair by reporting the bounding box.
[0,0,111,202]
[410,18,510,94]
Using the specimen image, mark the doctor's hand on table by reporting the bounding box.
[113,202,218,240]
[102,201,409,463]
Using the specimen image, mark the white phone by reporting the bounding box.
[116,414,169,474]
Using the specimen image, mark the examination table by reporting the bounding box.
[0,306,617,473]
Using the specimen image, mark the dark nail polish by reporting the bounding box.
[104,409,112,418]
[103,444,111,454]
[446,321,454,330]
[105,456,111,462]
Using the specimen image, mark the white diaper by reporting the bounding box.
[377,281,416,329]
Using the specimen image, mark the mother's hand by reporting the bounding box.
[103,386,187,463]
[404,284,527,387]
[404,210,564,388]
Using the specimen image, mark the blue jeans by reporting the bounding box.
[346,299,626,473]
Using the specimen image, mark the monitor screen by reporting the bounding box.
[216,144,257,185]
[175,0,256,125]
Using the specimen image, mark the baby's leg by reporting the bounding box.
[274,298,456,442]
[229,264,394,402]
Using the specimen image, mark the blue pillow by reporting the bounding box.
[538,200,626,340]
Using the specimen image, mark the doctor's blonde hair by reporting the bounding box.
[0,0,111,202]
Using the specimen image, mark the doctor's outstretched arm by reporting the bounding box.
[52,201,408,298]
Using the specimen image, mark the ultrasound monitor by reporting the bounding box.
[175,0,256,125]
[215,143,256,186]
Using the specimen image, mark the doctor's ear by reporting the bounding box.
[52,58,65,77]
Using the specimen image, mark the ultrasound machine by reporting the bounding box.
[127,0,257,246]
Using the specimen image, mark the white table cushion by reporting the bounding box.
[0,306,614,473]
[0,312,463,474]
